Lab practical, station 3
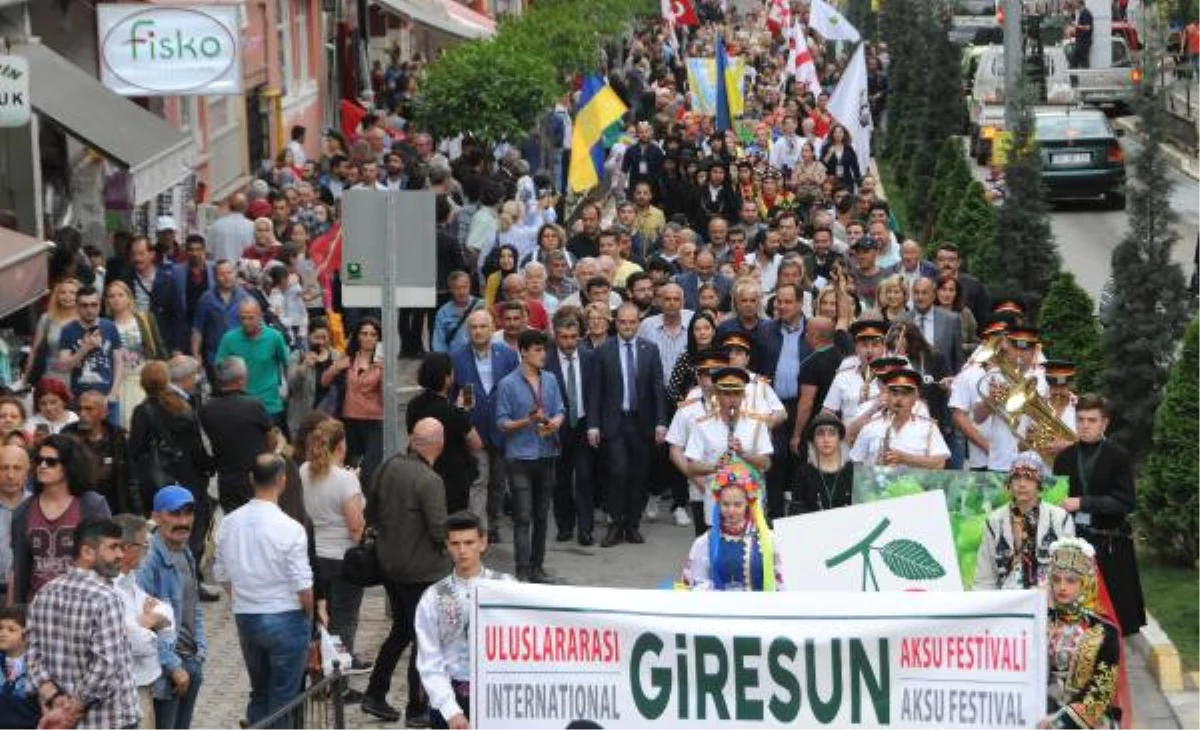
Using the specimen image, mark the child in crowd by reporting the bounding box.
[0,605,38,728]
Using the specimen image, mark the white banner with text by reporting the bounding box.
[471,582,1047,728]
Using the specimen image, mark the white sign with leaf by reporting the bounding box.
[775,489,963,592]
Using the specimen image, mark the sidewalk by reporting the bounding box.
[1113,114,1200,180]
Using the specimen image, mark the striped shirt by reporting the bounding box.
[27,567,138,728]
[638,310,694,386]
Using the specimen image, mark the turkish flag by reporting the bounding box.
[661,0,699,26]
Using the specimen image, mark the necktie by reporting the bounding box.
[565,355,580,428]
[919,313,929,342]
[624,341,638,411]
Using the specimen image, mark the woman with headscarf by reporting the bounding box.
[679,458,782,591]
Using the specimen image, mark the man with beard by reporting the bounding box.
[139,485,208,729]
[28,518,137,729]
[626,272,656,318]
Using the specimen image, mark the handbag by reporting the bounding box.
[143,404,184,489]
[342,526,383,587]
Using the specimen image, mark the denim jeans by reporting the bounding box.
[507,457,555,571]
[152,654,204,729]
[316,557,365,654]
[234,610,310,728]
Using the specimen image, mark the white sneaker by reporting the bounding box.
[644,500,659,521]
[673,507,692,527]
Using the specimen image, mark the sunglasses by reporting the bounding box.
[35,455,62,467]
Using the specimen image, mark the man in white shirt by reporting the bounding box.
[415,512,513,729]
[213,454,313,728]
[768,115,803,173]
[205,193,256,264]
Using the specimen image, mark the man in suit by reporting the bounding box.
[545,311,598,546]
[174,234,216,338]
[905,277,964,373]
[588,303,667,547]
[124,234,185,352]
[750,283,813,520]
[674,249,733,311]
[450,310,519,543]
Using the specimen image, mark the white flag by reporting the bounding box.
[785,22,822,97]
[809,0,861,43]
[828,43,873,172]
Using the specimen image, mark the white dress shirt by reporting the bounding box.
[557,348,586,419]
[213,499,313,614]
[115,571,174,687]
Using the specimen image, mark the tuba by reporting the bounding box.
[974,338,1076,462]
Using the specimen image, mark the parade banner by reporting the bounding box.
[472,581,1047,728]
[852,466,1070,588]
[774,491,963,592]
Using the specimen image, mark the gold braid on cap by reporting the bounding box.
[1049,537,1096,577]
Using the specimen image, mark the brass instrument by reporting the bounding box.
[973,338,1077,462]
[860,364,874,402]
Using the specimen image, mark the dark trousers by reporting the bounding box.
[430,689,470,729]
[366,580,433,709]
[650,441,688,510]
[481,445,508,533]
[605,415,650,530]
[217,480,251,516]
[767,398,799,521]
[508,457,555,571]
[344,418,383,488]
[187,492,214,568]
[315,557,365,654]
[555,424,595,535]
[399,308,433,356]
[152,654,203,729]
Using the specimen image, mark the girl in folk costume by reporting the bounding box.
[973,452,1075,590]
[680,458,783,592]
[1038,538,1123,729]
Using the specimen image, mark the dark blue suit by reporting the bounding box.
[173,261,216,332]
[674,272,734,312]
[588,336,666,533]
[124,264,185,352]
[451,341,519,532]
[546,346,598,537]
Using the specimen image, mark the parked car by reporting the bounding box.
[968,45,1075,164]
[1034,107,1126,209]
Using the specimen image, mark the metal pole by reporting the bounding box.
[1003,0,1023,129]
[382,192,401,460]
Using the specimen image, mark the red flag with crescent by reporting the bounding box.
[661,0,698,26]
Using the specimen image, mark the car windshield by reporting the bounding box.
[1035,114,1111,140]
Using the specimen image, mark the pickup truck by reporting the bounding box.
[1063,36,1140,109]
[967,45,1075,165]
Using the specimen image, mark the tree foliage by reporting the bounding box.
[948,181,996,274]
[974,80,1060,309]
[1137,318,1199,565]
[1100,36,1191,462]
[414,0,654,143]
[1038,272,1103,394]
[930,138,973,242]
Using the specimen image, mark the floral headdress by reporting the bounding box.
[708,457,776,592]
[1048,537,1098,613]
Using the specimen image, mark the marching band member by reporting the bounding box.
[679,459,783,592]
[950,319,1010,472]
[684,368,774,517]
[1038,537,1123,729]
[666,349,727,535]
[721,331,786,428]
[973,452,1074,591]
[848,368,949,469]
[1044,359,1078,434]
[822,319,888,442]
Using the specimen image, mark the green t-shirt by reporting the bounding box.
[214,325,290,415]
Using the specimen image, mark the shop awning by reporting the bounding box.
[373,0,495,40]
[16,43,196,206]
[441,1,496,39]
[0,227,50,319]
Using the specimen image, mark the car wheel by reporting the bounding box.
[976,142,990,166]
[1106,192,1127,210]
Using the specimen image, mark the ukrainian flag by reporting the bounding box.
[568,75,628,193]
[714,36,744,132]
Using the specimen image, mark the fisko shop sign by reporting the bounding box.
[98,4,242,96]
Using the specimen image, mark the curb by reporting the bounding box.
[1113,116,1200,181]
[1131,610,1198,728]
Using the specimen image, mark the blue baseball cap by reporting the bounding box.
[153,485,195,514]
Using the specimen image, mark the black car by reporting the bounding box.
[1034,107,1126,209]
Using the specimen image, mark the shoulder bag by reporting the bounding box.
[342,526,383,587]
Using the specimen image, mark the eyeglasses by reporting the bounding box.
[35,455,62,467]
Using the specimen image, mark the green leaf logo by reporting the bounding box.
[879,539,947,581]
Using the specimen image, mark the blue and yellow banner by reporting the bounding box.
[567,75,628,193]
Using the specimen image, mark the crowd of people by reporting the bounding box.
[0,0,1149,728]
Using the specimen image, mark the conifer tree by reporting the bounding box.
[1100,33,1191,461]
[947,181,995,273]
[1038,273,1103,394]
[1136,319,1198,564]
